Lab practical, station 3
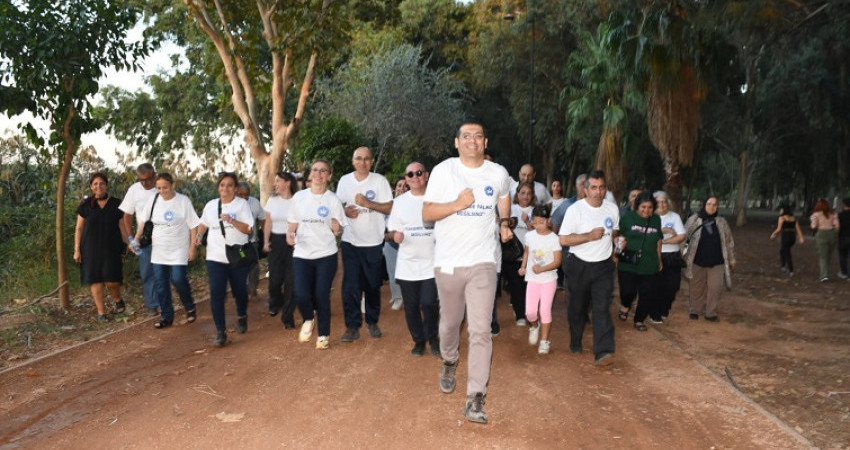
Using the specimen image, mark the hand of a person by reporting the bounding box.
[393,231,404,244]
[500,224,514,243]
[263,242,271,253]
[798,236,804,245]
[331,218,342,236]
[73,250,81,264]
[521,212,529,223]
[531,265,543,274]
[345,204,359,219]
[127,243,137,255]
[188,245,197,262]
[286,233,296,246]
[587,227,605,241]
[354,193,368,207]
[456,188,475,211]
[730,261,737,272]
[518,267,526,276]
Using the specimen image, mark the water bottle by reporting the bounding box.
[128,236,143,256]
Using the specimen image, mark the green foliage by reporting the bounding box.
[293,117,367,187]
[319,43,466,172]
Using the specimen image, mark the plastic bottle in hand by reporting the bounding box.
[128,236,143,256]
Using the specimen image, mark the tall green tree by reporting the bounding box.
[0,0,149,307]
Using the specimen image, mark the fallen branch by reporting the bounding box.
[0,281,68,315]
[724,366,741,391]
[826,391,850,397]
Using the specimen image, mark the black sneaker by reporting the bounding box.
[704,315,719,322]
[341,327,360,342]
[213,331,227,347]
[237,316,248,334]
[114,300,126,314]
[154,319,173,329]
[367,323,382,338]
[594,352,614,367]
[439,360,457,393]
[429,336,441,356]
[463,392,487,424]
[491,322,501,337]
[688,313,699,320]
[411,341,426,356]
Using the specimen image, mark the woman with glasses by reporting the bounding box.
[287,159,347,349]
[135,173,201,329]
[263,171,298,327]
[194,172,254,347]
[653,191,686,319]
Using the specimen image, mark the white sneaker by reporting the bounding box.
[528,324,540,346]
[298,320,314,343]
[516,319,527,327]
[316,335,329,350]
[538,340,550,354]
[390,298,403,310]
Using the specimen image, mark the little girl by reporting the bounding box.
[518,205,562,354]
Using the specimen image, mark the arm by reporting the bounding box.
[118,217,130,246]
[354,194,393,215]
[498,195,513,243]
[263,214,273,253]
[518,246,529,277]
[286,222,298,246]
[770,217,784,239]
[422,188,474,222]
[188,226,198,261]
[73,215,85,263]
[559,227,605,247]
[795,221,804,244]
[122,213,134,239]
[532,249,562,274]
[193,224,208,247]
[657,238,663,272]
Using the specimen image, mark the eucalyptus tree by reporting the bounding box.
[0,0,150,307]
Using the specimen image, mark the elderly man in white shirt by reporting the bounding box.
[119,163,158,315]
[509,163,550,205]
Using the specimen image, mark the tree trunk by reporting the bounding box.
[57,104,77,309]
[735,149,749,227]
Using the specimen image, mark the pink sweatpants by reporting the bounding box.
[525,280,556,324]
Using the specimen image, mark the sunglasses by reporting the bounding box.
[405,170,424,178]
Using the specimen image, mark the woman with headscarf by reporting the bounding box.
[809,198,839,282]
[683,196,736,322]
[74,172,129,321]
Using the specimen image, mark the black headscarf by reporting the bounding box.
[697,197,719,220]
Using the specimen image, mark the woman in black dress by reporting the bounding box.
[74,172,129,321]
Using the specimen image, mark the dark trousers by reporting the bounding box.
[267,233,295,326]
[153,263,195,322]
[618,270,662,323]
[565,255,615,356]
[341,242,383,329]
[658,258,682,317]
[293,254,337,337]
[780,234,796,272]
[206,260,250,333]
[839,238,850,276]
[502,260,527,321]
[397,278,439,343]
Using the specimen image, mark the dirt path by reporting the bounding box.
[1,220,846,449]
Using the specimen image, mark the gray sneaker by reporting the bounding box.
[439,360,457,393]
[367,323,382,338]
[340,327,360,342]
[463,392,487,424]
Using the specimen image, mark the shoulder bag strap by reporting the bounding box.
[147,193,159,221]
[218,199,227,239]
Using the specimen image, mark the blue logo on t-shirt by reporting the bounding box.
[164,210,174,222]
[484,186,494,196]
[665,222,673,229]
[228,212,237,221]
[317,206,329,218]
[365,190,376,201]
[604,217,614,230]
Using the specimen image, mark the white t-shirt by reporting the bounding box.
[551,197,566,211]
[200,197,254,264]
[658,211,685,253]
[246,196,266,242]
[140,193,201,265]
[509,179,551,205]
[288,189,347,260]
[336,172,393,247]
[424,158,510,268]
[119,182,157,227]
[559,199,620,262]
[264,195,292,235]
[511,204,534,246]
[523,230,561,283]
[387,192,435,281]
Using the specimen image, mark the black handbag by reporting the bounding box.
[619,248,641,265]
[219,200,258,268]
[138,194,159,248]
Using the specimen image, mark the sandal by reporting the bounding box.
[186,309,197,324]
[114,300,126,314]
[634,322,647,332]
[617,308,629,321]
[154,319,173,329]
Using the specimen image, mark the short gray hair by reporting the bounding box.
[653,190,669,202]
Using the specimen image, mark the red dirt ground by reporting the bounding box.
[1,219,848,449]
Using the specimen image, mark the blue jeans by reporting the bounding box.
[341,242,383,329]
[153,263,195,321]
[293,254,337,337]
[206,260,250,333]
[138,248,157,309]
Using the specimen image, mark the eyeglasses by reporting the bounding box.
[405,170,424,178]
[311,168,330,174]
[353,156,373,162]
